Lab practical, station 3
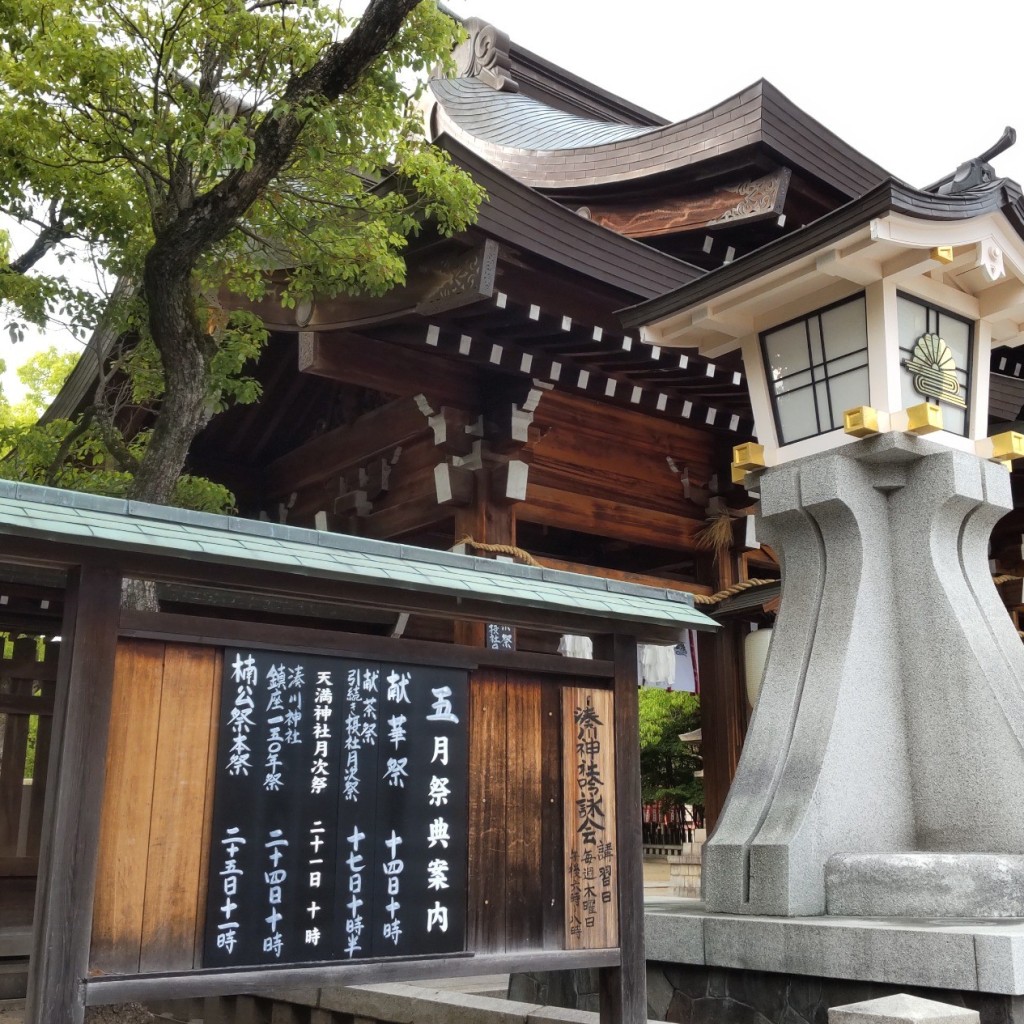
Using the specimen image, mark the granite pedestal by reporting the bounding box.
[705,432,1024,917]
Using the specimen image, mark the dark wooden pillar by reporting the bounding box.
[697,614,747,833]
[594,633,645,1024]
[26,565,123,1024]
[453,467,515,647]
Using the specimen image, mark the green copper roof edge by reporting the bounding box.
[0,482,717,631]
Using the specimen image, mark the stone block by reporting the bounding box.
[974,933,1024,995]
[701,917,979,992]
[828,994,978,1024]
[317,984,416,1022]
[648,967,677,1019]
[526,1007,597,1022]
[826,854,1024,918]
[646,910,706,965]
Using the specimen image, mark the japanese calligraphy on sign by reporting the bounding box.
[562,687,618,949]
[206,649,468,967]
[485,623,515,651]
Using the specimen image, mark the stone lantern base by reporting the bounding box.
[704,432,1024,918]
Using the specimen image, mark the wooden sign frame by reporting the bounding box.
[25,575,647,1024]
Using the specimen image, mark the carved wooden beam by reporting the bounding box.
[414,239,499,316]
[250,241,500,331]
[578,169,791,240]
[298,330,482,408]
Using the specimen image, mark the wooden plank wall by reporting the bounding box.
[90,640,220,975]
[467,670,567,953]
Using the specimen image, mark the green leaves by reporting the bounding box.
[0,414,237,513]
[638,687,704,810]
[0,0,481,510]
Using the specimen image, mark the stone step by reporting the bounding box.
[0,962,28,1001]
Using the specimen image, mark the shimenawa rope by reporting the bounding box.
[452,535,778,607]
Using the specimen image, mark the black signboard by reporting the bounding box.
[485,623,515,652]
[204,649,468,967]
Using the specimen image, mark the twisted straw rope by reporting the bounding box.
[453,535,778,607]
[453,535,543,567]
[693,578,779,606]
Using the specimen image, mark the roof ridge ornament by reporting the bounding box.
[930,126,1016,195]
[451,18,518,93]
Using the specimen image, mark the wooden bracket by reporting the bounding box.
[415,394,483,456]
[434,461,476,507]
[483,383,548,451]
[491,459,530,504]
[333,450,401,519]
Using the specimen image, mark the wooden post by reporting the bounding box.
[25,565,123,1024]
[697,619,747,832]
[594,633,645,1024]
[697,547,748,833]
[453,466,514,647]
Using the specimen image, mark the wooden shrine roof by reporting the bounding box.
[428,77,889,201]
[0,481,718,641]
[429,77,656,151]
[446,141,702,299]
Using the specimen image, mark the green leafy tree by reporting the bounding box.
[0,345,79,425]
[4,347,238,509]
[0,0,483,509]
[638,687,703,812]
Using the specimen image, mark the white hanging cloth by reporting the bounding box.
[557,634,593,659]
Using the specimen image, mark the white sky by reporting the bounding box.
[5,0,1023,397]
[455,0,1024,190]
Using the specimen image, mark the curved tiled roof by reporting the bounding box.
[429,78,655,150]
[445,139,702,299]
[429,78,889,201]
[620,178,1024,329]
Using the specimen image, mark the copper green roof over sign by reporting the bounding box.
[0,481,717,640]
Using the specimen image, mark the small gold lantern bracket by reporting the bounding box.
[731,442,767,487]
[906,402,944,435]
[844,406,881,439]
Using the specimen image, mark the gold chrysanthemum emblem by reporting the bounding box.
[903,333,965,409]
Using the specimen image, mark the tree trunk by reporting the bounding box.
[127,255,212,507]
[121,577,158,613]
[121,257,210,614]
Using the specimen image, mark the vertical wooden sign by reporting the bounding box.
[562,687,618,949]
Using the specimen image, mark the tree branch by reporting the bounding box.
[9,221,69,274]
[146,0,425,272]
[246,0,296,11]
[44,408,95,487]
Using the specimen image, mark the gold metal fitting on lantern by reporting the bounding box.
[906,402,943,434]
[732,442,766,470]
[990,431,1024,462]
[843,406,880,438]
